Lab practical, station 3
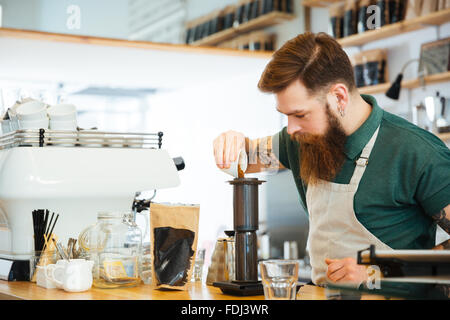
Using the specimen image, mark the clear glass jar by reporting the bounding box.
[79,211,142,289]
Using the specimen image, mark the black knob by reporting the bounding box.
[173,157,185,171]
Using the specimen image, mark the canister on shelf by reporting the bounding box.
[329,2,345,39]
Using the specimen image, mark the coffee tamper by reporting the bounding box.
[213,177,265,296]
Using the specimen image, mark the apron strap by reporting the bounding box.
[350,126,380,186]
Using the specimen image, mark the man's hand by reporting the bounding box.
[213,130,246,169]
[212,131,284,173]
[325,257,368,284]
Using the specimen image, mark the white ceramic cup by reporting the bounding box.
[18,117,49,130]
[45,259,94,292]
[220,149,248,178]
[49,119,77,131]
[36,265,57,289]
[44,259,76,289]
[15,101,47,121]
[47,104,77,121]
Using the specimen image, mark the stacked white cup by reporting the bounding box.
[47,104,77,131]
[47,104,78,147]
[16,101,49,130]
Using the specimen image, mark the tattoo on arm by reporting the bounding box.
[246,136,281,171]
[432,205,450,234]
[434,239,450,250]
[432,204,450,250]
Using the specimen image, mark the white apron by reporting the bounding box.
[306,126,392,286]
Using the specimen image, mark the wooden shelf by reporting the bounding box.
[0,27,273,59]
[402,71,450,89]
[338,8,450,47]
[358,82,391,95]
[438,132,450,141]
[192,28,237,47]
[359,71,450,95]
[192,11,296,46]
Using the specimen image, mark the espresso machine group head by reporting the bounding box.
[213,177,265,296]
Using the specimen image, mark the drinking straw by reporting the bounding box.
[45,212,55,238]
[43,210,49,237]
[32,210,39,251]
[32,210,59,253]
[47,214,59,240]
[37,210,43,251]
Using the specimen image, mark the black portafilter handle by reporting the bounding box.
[132,198,151,213]
[173,157,185,171]
[229,178,265,283]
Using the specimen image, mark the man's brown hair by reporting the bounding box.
[258,32,356,96]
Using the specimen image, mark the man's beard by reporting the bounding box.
[292,104,347,186]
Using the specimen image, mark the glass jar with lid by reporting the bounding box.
[79,211,142,288]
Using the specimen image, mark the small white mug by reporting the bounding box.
[45,259,94,292]
[47,104,77,121]
[18,117,49,130]
[36,265,57,289]
[15,101,47,121]
[220,149,248,178]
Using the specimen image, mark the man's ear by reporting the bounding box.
[328,83,350,110]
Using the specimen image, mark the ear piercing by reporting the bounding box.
[338,105,346,117]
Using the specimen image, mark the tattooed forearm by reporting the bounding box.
[246,136,281,171]
[433,239,450,250]
[432,204,450,250]
[432,205,450,234]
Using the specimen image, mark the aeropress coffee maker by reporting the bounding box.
[213,177,265,296]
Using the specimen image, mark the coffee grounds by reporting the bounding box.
[153,227,195,287]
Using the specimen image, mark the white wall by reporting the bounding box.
[0,0,129,38]
[0,0,40,30]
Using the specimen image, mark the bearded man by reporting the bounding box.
[213,32,450,287]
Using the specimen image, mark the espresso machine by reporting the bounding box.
[0,128,183,280]
[213,177,265,296]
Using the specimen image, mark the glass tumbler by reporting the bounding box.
[29,250,56,282]
[192,248,206,282]
[259,259,299,300]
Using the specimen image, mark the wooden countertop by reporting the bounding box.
[0,280,261,300]
[0,280,389,300]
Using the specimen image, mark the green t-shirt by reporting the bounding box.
[273,94,450,249]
